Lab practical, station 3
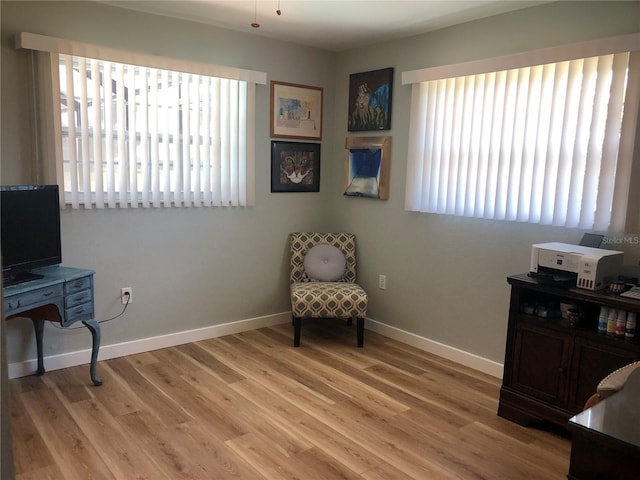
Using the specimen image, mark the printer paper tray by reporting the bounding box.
[529,268,577,287]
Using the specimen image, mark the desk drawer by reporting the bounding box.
[4,284,63,314]
[65,302,93,324]
[64,276,92,295]
[65,289,93,309]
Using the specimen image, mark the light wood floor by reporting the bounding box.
[10,321,571,479]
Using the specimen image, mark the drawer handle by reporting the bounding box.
[73,307,85,314]
[43,291,54,297]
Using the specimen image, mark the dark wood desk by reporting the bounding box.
[567,367,640,479]
[3,266,102,386]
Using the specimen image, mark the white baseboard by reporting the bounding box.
[366,318,504,379]
[7,312,291,379]
[8,312,504,380]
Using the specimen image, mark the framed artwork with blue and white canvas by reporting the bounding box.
[344,136,391,200]
[348,68,393,131]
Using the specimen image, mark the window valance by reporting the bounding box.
[16,32,267,85]
[402,33,640,85]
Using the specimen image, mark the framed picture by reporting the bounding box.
[344,136,391,200]
[271,141,320,192]
[270,81,323,140]
[348,67,393,132]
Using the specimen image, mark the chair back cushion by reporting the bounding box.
[303,244,347,281]
[290,232,357,284]
[597,361,640,399]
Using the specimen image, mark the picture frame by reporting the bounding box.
[344,136,391,200]
[270,81,323,140]
[271,141,321,193]
[348,67,394,132]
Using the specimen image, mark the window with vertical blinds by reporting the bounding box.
[402,35,640,232]
[17,32,266,209]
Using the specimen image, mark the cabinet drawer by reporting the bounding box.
[3,284,63,314]
[65,289,93,309]
[64,276,92,295]
[64,302,94,324]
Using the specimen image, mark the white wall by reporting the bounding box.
[2,1,639,372]
[1,0,336,364]
[327,1,640,362]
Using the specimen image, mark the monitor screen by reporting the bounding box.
[1,185,62,285]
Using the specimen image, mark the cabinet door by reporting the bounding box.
[568,337,640,412]
[511,322,571,406]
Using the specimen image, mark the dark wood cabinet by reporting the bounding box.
[512,323,571,407]
[498,274,640,428]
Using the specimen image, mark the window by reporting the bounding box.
[18,32,266,208]
[402,34,640,231]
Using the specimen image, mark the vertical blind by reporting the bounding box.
[404,38,640,231]
[60,54,248,208]
[17,32,266,209]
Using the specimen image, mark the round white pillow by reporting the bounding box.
[303,244,347,282]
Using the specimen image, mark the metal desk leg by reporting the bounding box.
[81,318,103,386]
[31,318,46,376]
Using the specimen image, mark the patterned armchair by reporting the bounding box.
[289,232,368,347]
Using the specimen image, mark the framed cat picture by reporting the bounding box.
[348,67,393,132]
[271,141,321,193]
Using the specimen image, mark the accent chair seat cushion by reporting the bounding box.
[290,281,368,319]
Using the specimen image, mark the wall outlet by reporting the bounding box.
[121,287,133,305]
[378,274,387,290]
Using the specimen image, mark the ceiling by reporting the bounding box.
[101,0,550,52]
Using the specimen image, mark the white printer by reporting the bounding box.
[530,242,623,291]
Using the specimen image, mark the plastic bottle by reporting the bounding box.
[625,312,636,340]
[598,306,609,334]
[615,310,627,337]
[607,308,618,336]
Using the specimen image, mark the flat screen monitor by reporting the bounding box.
[1,185,62,286]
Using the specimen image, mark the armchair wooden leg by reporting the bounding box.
[347,317,353,326]
[357,317,364,347]
[294,317,302,347]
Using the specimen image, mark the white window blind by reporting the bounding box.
[402,34,640,231]
[17,32,266,209]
